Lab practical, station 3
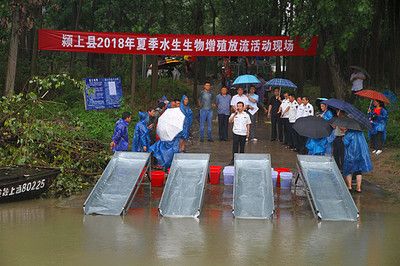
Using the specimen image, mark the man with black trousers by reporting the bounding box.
[278,92,290,145]
[229,101,251,159]
[215,86,232,141]
[267,88,283,141]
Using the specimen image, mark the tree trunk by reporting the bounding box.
[4,8,20,97]
[192,60,198,102]
[151,56,158,93]
[327,52,347,100]
[130,55,137,110]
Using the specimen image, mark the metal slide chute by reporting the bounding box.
[158,153,210,218]
[233,153,274,219]
[83,152,151,216]
[297,155,359,221]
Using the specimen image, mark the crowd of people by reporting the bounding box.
[110,80,388,193]
[110,95,193,170]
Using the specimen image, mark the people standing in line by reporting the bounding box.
[343,128,373,193]
[215,86,232,141]
[247,86,259,142]
[368,100,388,155]
[198,81,215,142]
[229,101,251,161]
[267,88,283,142]
[296,97,302,105]
[286,93,299,150]
[110,112,131,152]
[179,95,193,152]
[279,92,290,145]
[349,67,366,103]
[230,87,249,112]
[132,111,151,152]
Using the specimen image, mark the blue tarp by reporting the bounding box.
[150,137,180,168]
[306,138,328,155]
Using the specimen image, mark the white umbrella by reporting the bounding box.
[156,108,185,141]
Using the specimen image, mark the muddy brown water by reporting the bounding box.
[1,120,400,265]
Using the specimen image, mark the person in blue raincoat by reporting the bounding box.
[149,136,180,169]
[132,111,151,152]
[110,112,132,152]
[343,129,373,193]
[306,137,328,155]
[179,95,193,152]
[368,100,388,155]
[320,103,334,121]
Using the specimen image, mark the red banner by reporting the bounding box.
[38,29,318,57]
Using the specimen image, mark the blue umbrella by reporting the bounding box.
[232,74,261,85]
[265,78,297,89]
[322,98,371,130]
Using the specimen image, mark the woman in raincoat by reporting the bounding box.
[179,95,193,152]
[343,129,373,193]
[320,103,334,121]
[368,100,388,155]
[132,111,151,152]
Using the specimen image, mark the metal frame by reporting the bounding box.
[83,152,151,216]
[158,153,210,218]
[232,153,274,219]
[296,155,359,221]
[296,162,319,219]
[121,157,151,215]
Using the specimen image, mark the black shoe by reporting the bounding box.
[270,139,276,142]
[200,138,204,142]
[208,139,214,142]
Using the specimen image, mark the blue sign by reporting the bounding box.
[84,77,123,110]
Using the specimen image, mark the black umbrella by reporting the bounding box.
[293,116,332,138]
[329,117,363,131]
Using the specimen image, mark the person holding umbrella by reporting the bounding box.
[267,88,283,142]
[368,100,388,155]
[350,66,366,102]
[331,117,373,193]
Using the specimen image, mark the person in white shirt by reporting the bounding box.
[247,86,259,142]
[229,101,251,160]
[285,93,299,150]
[296,96,314,153]
[230,87,249,112]
[350,67,366,103]
[278,92,290,145]
[301,96,314,117]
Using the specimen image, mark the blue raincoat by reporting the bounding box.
[343,130,373,176]
[306,138,328,155]
[132,112,150,152]
[149,136,180,168]
[180,95,193,140]
[111,118,129,152]
[368,107,388,142]
[322,109,334,121]
[325,129,336,155]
